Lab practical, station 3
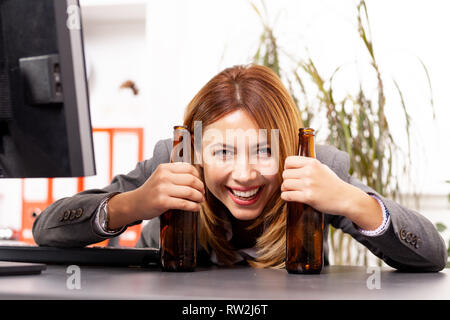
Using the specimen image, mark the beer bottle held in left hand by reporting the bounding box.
[286,128,324,274]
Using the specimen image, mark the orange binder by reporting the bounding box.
[21,128,144,248]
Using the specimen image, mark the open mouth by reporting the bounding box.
[226,185,264,205]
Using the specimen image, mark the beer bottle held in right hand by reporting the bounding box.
[286,128,324,274]
[160,125,198,272]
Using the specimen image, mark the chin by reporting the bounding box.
[227,208,262,221]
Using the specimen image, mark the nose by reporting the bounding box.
[231,155,258,183]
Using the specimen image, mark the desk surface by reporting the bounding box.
[0,264,449,300]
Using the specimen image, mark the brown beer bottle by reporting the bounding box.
[160,125,198,271]
[286,128,324,274]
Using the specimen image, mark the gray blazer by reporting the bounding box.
[32,138,448,271]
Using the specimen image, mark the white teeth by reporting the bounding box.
[231,187,260,198]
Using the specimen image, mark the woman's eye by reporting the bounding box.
[258,147,271,156]
[214,149,233,158]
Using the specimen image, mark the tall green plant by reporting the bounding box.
[250,0,435,266]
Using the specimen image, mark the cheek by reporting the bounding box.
[263,173,281,195]
[255,157,280,176]
[202,164,229,195]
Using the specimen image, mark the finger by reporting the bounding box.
[168,162,201,179]
[280,190,308,203]
[167,197,202,212]
[167,185,204,203]
[281,178,306,192]
[282,167,308,180]
[284,156,316,170]
[171,173,205,194]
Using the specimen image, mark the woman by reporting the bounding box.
[33,64,447,271]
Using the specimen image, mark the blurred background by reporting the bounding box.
[0,0,448,265]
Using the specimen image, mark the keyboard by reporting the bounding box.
[0,261,46,276]
[0,241,160,267]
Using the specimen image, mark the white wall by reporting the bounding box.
[0,1,448,246]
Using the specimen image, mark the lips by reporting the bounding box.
[230,187,260,198]
[227,185,264,206]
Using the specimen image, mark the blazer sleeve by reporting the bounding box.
[328,148,448,272]
[32,138,172,247]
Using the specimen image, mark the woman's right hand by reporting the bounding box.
[107,162,205,229]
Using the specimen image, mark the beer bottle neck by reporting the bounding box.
[171,128,192,163]
[298,134,315,158]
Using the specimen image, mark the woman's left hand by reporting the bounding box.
[281,155,384,230]
[281,155,354,216]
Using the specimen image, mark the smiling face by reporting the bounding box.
[201,109,280,221]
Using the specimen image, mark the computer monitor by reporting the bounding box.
[0,0,96,178]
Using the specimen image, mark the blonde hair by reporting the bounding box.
[183,64,303,268]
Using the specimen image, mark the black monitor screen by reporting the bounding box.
[0,0,96,178]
